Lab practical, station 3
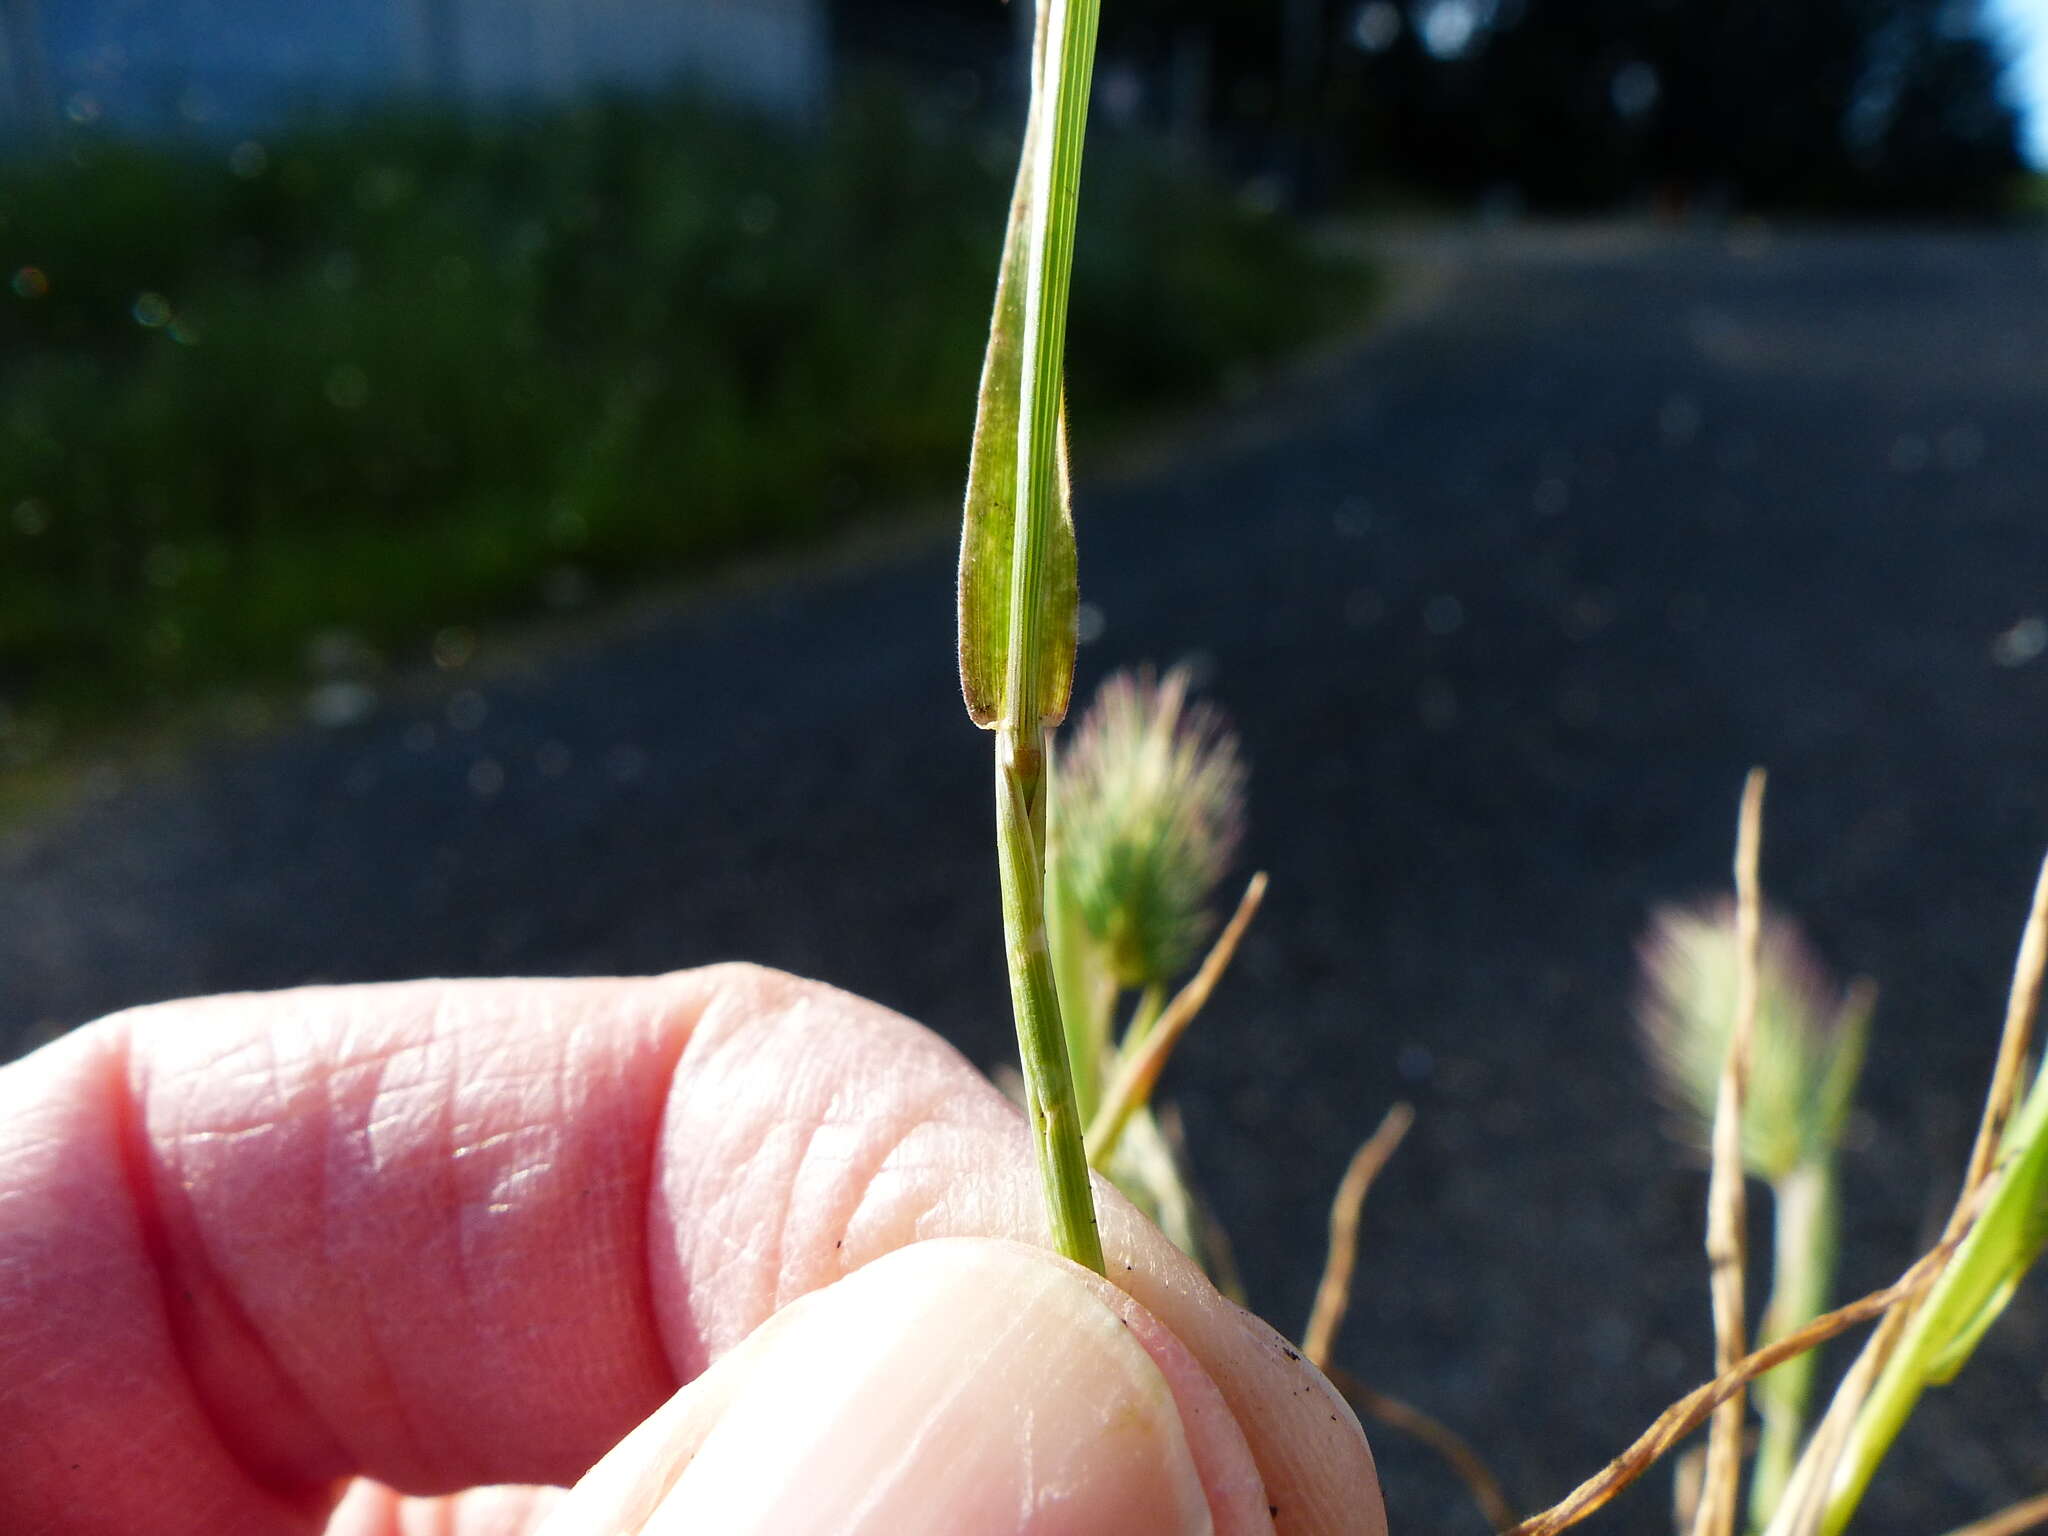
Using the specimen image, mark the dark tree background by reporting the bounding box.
[841,0,2029,214]
[1342,0,2028,211]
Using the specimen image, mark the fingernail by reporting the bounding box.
[640,1239,1212,1536]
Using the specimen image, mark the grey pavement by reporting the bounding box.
[6,223,2048,1530]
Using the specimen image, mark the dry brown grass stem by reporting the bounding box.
[1941,1491,2048,1536]
[1506,1178,1988,1536]
[1085,872,1267,1157]
[1965,852,2048,1193]
[1673,1445,1706,1532]
[1305,1104,1512,1528]
[1694,767,1768,1536]
[1329,1364,1518,1534]
[1765,1326,1881,1536]
[1303,1102,1415,1369]
[1766,848,2048,1536]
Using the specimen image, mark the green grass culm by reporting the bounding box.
[0,82,1370,762]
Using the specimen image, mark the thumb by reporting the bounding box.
[538,1237,1276,1536]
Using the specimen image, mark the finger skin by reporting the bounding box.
[542,1239,1271,1536]
[325,1482,561,1536]
[0,965,1383,1535]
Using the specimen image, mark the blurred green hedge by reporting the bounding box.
[0,88,1366,752]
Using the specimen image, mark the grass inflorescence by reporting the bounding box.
[1055,666,1246,992]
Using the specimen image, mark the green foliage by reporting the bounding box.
[0,87,1365,754]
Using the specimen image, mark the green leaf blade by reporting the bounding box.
[957,116,1034,729]
[957,3,1081,735]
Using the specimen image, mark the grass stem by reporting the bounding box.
[1328,1364,1518,1534]
[960,0,1105,1276]
[1087,872,1267,1165]
[1814,1054,2048,1532]
[1695,767,1768,1536]
[1046,773,1111,1122]
[1964,853,2048,1192]
[1939,1491,2048,1536]
[1507,1197,1986,1536]
[1749,1156,1839,1526]
[1304,1102,1415,1368]
[998,726,1105,1273]
[1126,982,1168,1051]
[1764,850,2048,1536]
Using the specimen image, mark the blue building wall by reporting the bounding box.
[5,0,827,139]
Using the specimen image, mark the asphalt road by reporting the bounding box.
[7,224,2048,1531]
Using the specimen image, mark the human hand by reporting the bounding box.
[0,964,1384,1534]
